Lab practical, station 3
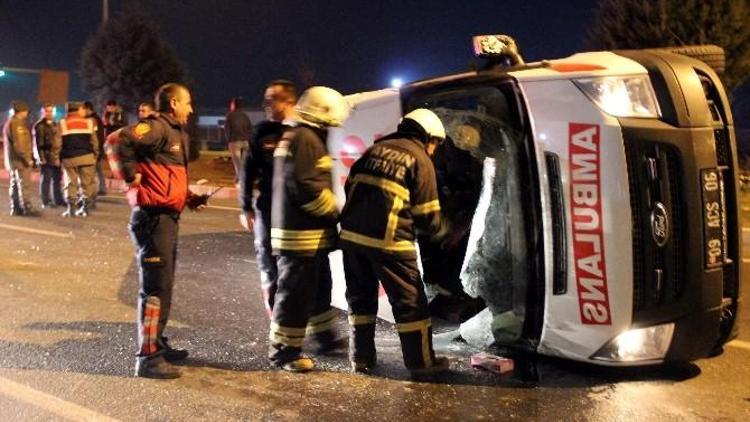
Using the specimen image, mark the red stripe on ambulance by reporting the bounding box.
[569,123,611,325]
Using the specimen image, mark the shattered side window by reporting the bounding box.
[409,85,530,345]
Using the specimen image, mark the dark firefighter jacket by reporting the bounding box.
[271,124,338,256]
[108,114,190,213]
[339,126,441,259]
[239,120,286,213]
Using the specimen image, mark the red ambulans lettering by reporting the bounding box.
[569,123,611,325]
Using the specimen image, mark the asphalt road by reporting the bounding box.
[0,187,749,421]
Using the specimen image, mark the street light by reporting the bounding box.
[390,77,403,88]
[0,70,5,78]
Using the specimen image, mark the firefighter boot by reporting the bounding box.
[159,337,189,362]
[280,356,315,373]
[61,203,75,217]
[135,355,181,379]
[315,331,349,356]
[409,356,450,379]
[349,320,377,374]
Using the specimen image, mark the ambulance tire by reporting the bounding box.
[649,45,726,74]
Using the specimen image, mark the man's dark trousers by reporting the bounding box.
[129,207,179,356]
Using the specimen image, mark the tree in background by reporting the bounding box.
[80,4,187,111]
[585,0,750,93]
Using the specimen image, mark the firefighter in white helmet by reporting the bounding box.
[340,108,450,377]
[268,86,350,372]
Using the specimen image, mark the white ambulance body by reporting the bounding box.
[326,40,743,366]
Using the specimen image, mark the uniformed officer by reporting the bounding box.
[239,80,298,317]
[2,100,37,216]
[268,86,350,372]
[57,102,99,217]
[339,108,450,376]
[107,83,208,379]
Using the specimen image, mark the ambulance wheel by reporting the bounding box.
[649,44,726,74]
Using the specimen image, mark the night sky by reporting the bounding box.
[0,0,599,112]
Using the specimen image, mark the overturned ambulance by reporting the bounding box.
[326,35,743,365]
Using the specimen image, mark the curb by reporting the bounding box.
[0,168,238,200]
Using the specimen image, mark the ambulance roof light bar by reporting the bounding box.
[472,34,526,70]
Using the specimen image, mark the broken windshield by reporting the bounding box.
[407,83,534,346]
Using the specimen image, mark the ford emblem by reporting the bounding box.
[650,202,670,248]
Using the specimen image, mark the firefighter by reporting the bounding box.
[268,86,350,372]
[340,108,450,376]
[2,100,36,216]
[107,83,208,379]
[239,80,298,317]
[57,102,99,217]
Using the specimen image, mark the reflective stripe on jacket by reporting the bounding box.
[339,133,441,258]
[271,125,338,256]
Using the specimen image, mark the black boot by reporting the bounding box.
[75,200,90,217]
[134,355,181,379]
[159,337,189,362]
[21,204,39,216]
[61,203,75,217]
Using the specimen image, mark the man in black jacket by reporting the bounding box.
[239,80,297,317]
[33,103,64,208]
[268,86,350,372]
[340,108,450,377]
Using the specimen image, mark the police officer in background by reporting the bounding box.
[2,100,37,216]
[33,103,64,208]
[56,102,99,217]
[339,109,449,376]
[239,80,298,317]
[108,83,208,379]
[268,86,350,372]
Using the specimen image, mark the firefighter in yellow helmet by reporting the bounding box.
[268,86,350,372]
[340,108,450,377]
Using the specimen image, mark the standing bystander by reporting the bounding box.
[107,83,209,379]
[224,97,253,183]
[56,102,99,217]
[239,80,298,317]
[33,103,64,208]
[2,100,37,216]
[83,101,107,200]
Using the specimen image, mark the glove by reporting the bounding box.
[186,193,209,211]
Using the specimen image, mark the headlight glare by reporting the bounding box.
[592,323,675,363]
[574,75,661,118]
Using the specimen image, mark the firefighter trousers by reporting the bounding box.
[129,207,179,357]
[253,205,277,317]
[343,248,437,370]
[269,253,339,364]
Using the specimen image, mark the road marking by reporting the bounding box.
[0,223,74,239]
[0,376,121,421]
[727,339,750,351]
